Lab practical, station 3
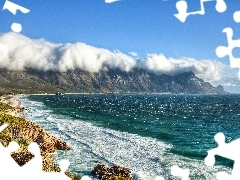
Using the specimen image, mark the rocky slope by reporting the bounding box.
[0,68,225,94]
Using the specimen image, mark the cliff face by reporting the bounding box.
[0,68,222,94]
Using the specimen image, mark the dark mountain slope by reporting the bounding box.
[0,68,223,94]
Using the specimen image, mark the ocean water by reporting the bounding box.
[17,93,240,179]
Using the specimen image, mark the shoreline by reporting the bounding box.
[0,94,24,117]
[0,94,80,179]
[6,95,235,179]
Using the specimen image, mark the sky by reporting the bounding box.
[1,0,240,92]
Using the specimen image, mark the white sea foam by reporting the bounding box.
[18,95,231,180]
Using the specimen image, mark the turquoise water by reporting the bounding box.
[18,94,239,179]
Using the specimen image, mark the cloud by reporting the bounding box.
[0,32,136,73]
[129,51,138,57]
[0,32,233,87]
[139,54,224,82]
[209,66,240,87]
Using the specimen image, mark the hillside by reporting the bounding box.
[0,68,224,94]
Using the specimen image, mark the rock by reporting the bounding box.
[34,130,70,153]
[92,164,132,180]
[4,121,70,153]
[215,85,228,94]
[11,150,34,166]
[92,164,110,179]
[109,165,131,177]
[65,172,81,180]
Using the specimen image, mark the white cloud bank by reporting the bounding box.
[0,32,237,89]
[0,32,136,73]
[138,54,224,82]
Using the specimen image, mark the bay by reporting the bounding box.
[18,94,239,179]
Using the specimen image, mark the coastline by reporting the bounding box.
[7,93,235,179]
[0,94,24,117]
[0,94,80,180]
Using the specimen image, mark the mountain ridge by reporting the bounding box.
[0,68,226,94]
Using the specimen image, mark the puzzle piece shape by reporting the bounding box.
[171,165,189,180]
[0,124,22,178]
[2,0,30,33]
[215,27,240,78]
[154,165,190,180]
[205,132,240,179]
[11,23,22,33]
[105,0,120,3]
[216,171,236,180]
[233,11,240,23]
[0,123,8,132]
[174,0,227,22]
[0,141,20,173]
[19,142,71,180]
[0,123,72,179]
[2,0,30,15]
[37,159,71,180]
[81,175,92,180]
[20,142,43,174]
[154,176,165,180]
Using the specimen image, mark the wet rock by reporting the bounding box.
[92,164,132,180]
[110,165,131,177]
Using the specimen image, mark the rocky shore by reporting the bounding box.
[92,164,132,180]
[0,94,80,179]
[0,94,134,180]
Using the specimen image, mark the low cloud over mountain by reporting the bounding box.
[0,32,238,90]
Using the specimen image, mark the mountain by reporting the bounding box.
[0,68,225,94]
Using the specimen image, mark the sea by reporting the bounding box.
[17,93,240,179]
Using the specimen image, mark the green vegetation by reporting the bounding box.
[0,103,32,149]
[0,112,33,126]
[0,102,12,111]
[0,103,14,147]
[0,133,11,146]
[0,101,81,180]
[17,139,29,148]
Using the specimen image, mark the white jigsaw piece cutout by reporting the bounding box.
[216,8,240,79]
[174,0,227,22]
[81,176,92,180]
[154,165,190,180]
[233,11,240,23]
[204,132,240,180]
[2,0,30,33]
[0,123,89,180]
[105,0,120,3]
[2,0,30,15]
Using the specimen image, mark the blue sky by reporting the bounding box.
[1,0,239,60]
[1,0,240,92]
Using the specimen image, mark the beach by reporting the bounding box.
[0,94,24,117]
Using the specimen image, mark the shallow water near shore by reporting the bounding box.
[18,93,240,179]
